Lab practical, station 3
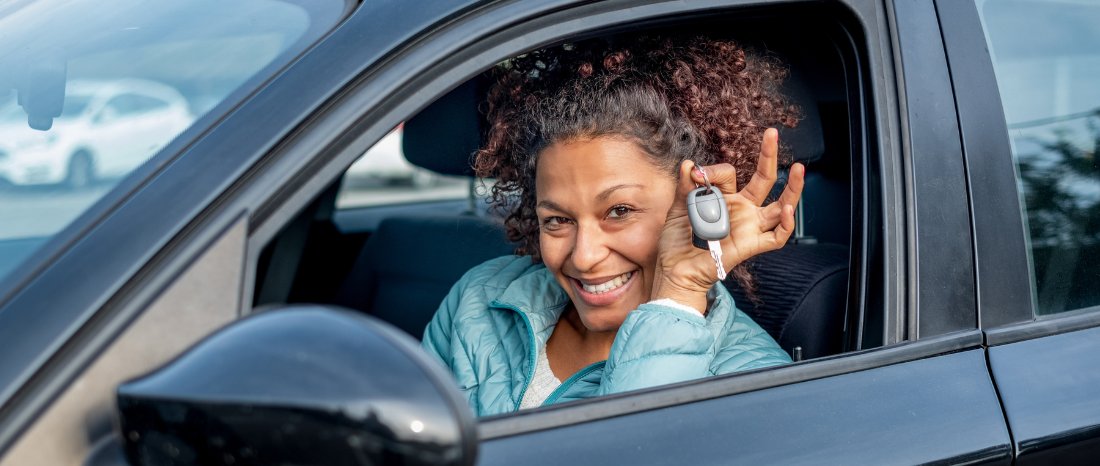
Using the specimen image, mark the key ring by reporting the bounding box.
[692,163,713,194]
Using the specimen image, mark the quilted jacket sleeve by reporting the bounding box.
[710,306,793,374]
[421,269,482,413]
[596,303,716,396]
[596,302,790,396]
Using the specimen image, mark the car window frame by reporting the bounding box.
[244,0,901,343]
[233,0,982,437]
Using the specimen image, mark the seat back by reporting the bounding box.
[724,243,849,360]
[332,215,518,338]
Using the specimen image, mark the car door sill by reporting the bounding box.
[479,329,983,440]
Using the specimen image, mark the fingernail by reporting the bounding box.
[773,129,779,142]
[787,205,794,216]
[693,166,704,177]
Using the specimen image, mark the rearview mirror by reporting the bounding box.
[18,53,67,131]
[116,305,477,466]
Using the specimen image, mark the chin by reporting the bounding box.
[575,306,634,333]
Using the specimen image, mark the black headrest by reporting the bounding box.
[402,65,825,175]
[402,79,482,177]
[777,63,825,164]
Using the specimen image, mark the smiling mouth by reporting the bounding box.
[579,271,635,294]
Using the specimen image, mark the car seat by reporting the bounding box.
[332,215,517,337]
[332,79,519,337]
[723,244,849,360]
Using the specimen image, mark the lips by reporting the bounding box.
[571,270,637,307]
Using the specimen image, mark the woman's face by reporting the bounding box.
[535,137,678,332]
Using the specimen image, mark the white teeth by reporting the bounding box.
[581,271,634,294]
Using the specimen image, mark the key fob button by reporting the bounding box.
[696,197,722,223]
[687,186,730,241]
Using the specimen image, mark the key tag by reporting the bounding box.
[687,167,730,280]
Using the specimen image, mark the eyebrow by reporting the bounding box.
[595,183,644,202]
[536,199,567,212]
[536,184,645,212]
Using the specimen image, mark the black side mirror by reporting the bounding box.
[115,305,477,466]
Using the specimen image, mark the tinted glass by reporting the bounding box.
[104,94,169,116]
[977,0,1100,315]
[0,0,345,284]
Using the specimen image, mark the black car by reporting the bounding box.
[0,0,1098,464]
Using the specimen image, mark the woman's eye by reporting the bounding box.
[542,216,570,228]
[608,206,632,218]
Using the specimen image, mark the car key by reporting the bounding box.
[687,178,730,281]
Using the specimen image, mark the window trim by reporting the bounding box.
[933,0,1035,329]
[243,0,903,343]
[985,305,1100,347]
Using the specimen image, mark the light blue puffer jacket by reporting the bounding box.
[421,255,791,417]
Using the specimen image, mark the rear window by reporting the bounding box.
[976,0,1100,315]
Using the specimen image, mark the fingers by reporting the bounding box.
[741,128,780,206]
[767,204,796,247]
[690,162,739,196]
[757,162,806,230]
[778,162,805,209]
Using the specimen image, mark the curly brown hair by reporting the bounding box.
[474,34,799,284]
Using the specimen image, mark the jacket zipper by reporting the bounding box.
[542,361,604,406]
[490,300,539,412]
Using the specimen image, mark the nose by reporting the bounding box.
[569,221,610,273]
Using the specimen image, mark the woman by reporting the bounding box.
[422,34,804,416]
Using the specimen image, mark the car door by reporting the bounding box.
[939,1,1100,463]
[237,0,1010,463]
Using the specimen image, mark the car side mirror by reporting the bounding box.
[115,305,477,466]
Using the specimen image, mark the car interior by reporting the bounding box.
[251,14,868,369]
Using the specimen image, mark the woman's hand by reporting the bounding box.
[650,128,805,311]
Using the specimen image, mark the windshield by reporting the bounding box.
[0,0,346,283]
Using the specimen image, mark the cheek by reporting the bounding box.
[616,216,664,267]
[539,231,569,274]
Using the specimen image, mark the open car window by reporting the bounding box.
[250,9,891,417]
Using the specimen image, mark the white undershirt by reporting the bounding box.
[519,346,561,409]
[517,298,702,409]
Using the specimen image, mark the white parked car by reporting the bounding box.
[0,79,193,188]
[343,124,439,188]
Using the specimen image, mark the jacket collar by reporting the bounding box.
[490,265,571,345]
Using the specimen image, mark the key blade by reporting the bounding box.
[708,240,727,280]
